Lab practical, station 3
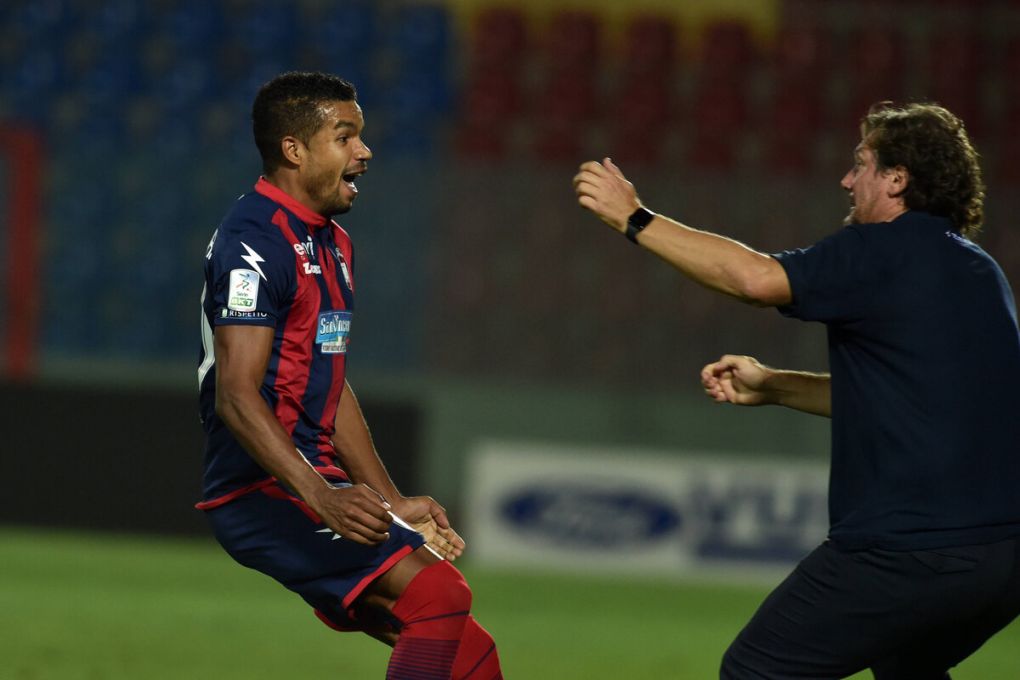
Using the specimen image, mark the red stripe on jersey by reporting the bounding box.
[271,209,319,435]
[316,226,350,445]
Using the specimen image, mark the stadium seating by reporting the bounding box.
[3,0,1020,376]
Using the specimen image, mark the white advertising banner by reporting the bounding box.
[464,440,829,580]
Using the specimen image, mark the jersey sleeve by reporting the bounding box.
[207,228,294,327]
[772,224,893,323]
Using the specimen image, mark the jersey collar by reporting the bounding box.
[255,177,329,228]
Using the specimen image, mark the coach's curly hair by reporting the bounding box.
[253,72,358,173]
[862,102,985,239]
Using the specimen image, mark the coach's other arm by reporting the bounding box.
[573,158,792,307]
[701,355,831,418]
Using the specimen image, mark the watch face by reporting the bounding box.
[629,207,655,228]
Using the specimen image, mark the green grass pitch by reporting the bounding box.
[2,527,1017,679]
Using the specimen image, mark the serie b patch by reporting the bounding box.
[228,269,260,311]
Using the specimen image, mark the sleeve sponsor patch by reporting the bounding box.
[228,269,260,311]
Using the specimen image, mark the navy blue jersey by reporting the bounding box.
[774,211,1020,550]
[198,178,357,504]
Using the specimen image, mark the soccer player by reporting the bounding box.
[197,72,503,679]
[574,102,1020,678]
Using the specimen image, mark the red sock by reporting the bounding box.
[387,561,471,680]
[452,616,503,680]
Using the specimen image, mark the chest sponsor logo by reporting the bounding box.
[228,269,260,310]
[315,310,352,354]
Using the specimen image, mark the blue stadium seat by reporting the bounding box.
[160,57,218,112]
[8,51,64,119]
[162,0,224,54]
[235,2,298,62]
[9,0,79,41]
[309,1,377,56]
[387,4,450,68]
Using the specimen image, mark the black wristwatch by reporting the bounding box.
[625,207,656,244]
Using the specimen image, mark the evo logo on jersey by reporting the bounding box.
[316,310,352,354]
[228,269,260,310]
[294,243,322,275]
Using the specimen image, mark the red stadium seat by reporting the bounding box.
[531,117,584,162]
[606,80,674,166]
[620,14,679,80]
[692,79,748,137]
[688,82,748,171]
[772,19,832,83]
[699,19,755,80]
[455,72,525,159]
[536,69,598,123]
[846,25,904,87]
[470,6,528,74]
[544,9,603,76]
[462,70,524,121]
[927,28,982,85]
[761,85,824,174]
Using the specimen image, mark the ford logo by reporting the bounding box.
[499,486,681,547]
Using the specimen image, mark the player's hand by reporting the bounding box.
[701,355,774,406]
[573,157,642,233]
[308,483,394,546]
[391,495,465,562]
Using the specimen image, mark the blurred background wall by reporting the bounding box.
[1,0,1018,568]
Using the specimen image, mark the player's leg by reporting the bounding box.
[720,541,871,679]
[721,540,946,679]
[359,546,503,680]
[870,536,1020,680]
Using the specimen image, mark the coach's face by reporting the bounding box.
[301,99,372,216]
[840,142,907,226]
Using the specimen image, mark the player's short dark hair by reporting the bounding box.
[252,71,358,173]
[861,102,985,239]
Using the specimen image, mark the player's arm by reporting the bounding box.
[331,382,465,560]
[701,355,831,417]
[573,158,792,307]
[214,325,393,544]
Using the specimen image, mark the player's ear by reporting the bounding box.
[887,165,909,198]
[280,135,304,167]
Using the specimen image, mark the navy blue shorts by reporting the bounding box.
[721,536,1020,679]
[205,482,426,631]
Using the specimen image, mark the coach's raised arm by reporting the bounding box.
[572,157,791,306]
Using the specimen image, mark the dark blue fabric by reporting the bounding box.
[207,483,425,631]
[721,537,1020,679]
[774,211,1020,550]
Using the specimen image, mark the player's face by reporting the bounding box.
[840,143,896,225]
[301,100,372,216]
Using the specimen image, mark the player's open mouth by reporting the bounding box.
[342,168,365,194]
